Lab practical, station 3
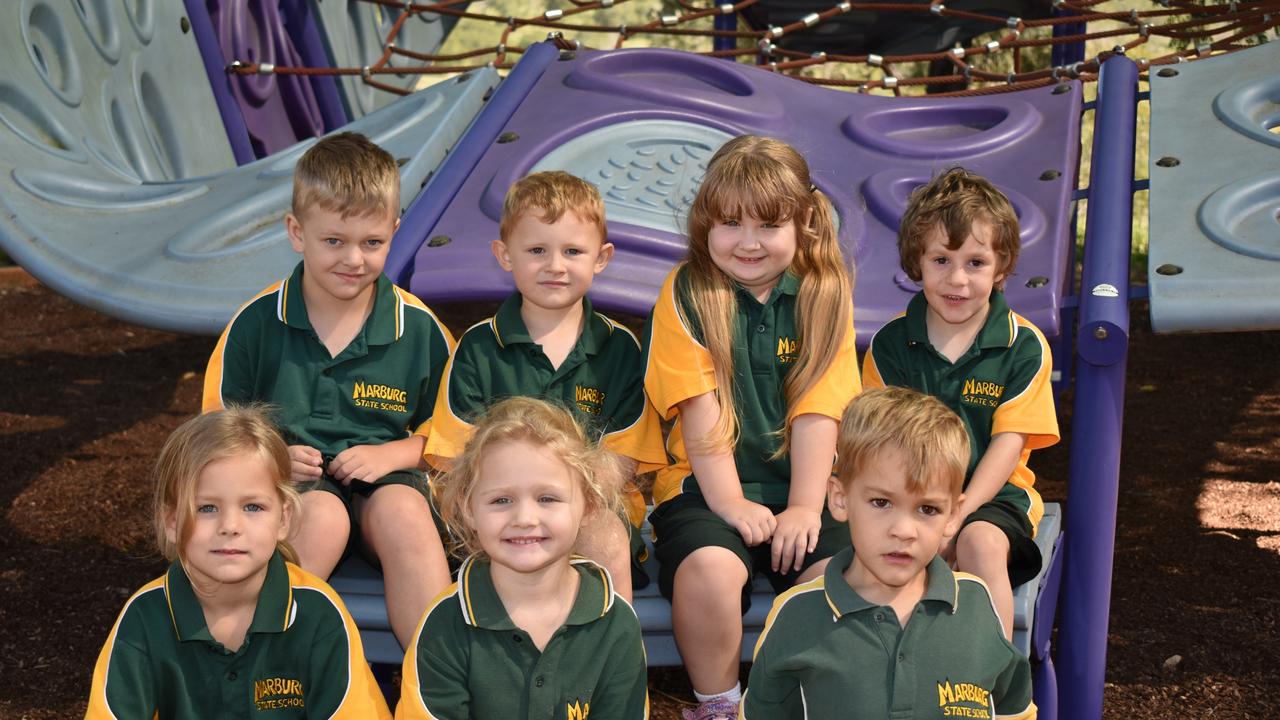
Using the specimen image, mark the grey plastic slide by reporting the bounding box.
[1148,40,1280,333]
[0,0,498,335]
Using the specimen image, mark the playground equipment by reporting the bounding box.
[2,2,1277,718]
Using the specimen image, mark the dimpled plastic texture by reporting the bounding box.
[0,68,499,334]
[403,48,1082,342]
[1148,40,1280,333]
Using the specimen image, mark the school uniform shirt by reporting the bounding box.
[397,556,649,720]
[202,262,454,455]
[862,290,1059,529]
[643,265,860,507]
[742,546,1036,720]
[86,552,391,719]
[425,293,666,527]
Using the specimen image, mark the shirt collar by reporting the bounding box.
[278,262,401,346]
[456,555,615,631]
[734,271,800,307]
[904,289,1014,350]
[822,546,958,618]
[165,551,294,644]
[492,294,610,355]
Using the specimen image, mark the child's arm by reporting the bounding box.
[992,643,1037,719]
[679,391,777,546]
[328,435,427,484]
[583,611,650,719]
[85,634,156,720]
[942,432,1026,562]
[771,413,837,573]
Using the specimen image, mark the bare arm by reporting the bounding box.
[771,413,837,572]
[678,391,776,546]
[329,435,428,485]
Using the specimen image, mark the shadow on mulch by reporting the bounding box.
[1,279,1277,718]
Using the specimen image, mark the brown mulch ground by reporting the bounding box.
[2,270,1278,718]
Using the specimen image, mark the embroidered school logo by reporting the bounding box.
[254,677,305,711]
[961,378,1004,408]
[937,679,993,718]
[351,379,409,413]
[776,336,797,364]
[574,385,606,415]
[566,699,590,719]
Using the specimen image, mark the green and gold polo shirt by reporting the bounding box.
[742,546,1035,720]
[398,556,649,720]
[642,264,860,507]
[424,293,665,527]
[203,262,455,455]
[863,290,1058,528]
[87,552,390,719]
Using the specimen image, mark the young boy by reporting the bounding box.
[742,387,1036,720]
[862,167,1059,639]
[203,131,455,648]
[424,170,666,599]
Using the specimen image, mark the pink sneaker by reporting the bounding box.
[682,698,739,720]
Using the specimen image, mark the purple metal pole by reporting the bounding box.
[1057,55,1137,720]
[182,0,256,164]
[1052,9,1087,68]
[714,12,737,52]
[385,41,559,286]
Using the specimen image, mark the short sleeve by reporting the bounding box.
[600,322,668,474]
[992,650,1037,720]
[790,304,861,421]
[202,285,279,413]
[306,592,393,719]
[403,295,457,440]
[643,267,717,420]
[581,607,650,719]
[397,591,470,720]
[991,319,1059,452]
[424,328,489,469]
[742,633,804,720]
[86,591,160,720]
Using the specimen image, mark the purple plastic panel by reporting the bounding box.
[195,0,347,158]
[403,48,1082,341]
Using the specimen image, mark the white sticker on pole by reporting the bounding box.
[1091,283,1120,298]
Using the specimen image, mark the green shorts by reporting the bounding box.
[309,468,449,568]
[961,498,1043,588]
[630,522,650,590]
[649,493,850,611]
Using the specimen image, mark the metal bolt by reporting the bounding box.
[1156,156,1180,168]
[1053,83,1071,94]
[1155,264,1184,276]
[1040,170,1061,180]
[427,235,452,247]
[1026,276,1049,288]
[497,131,519,144]
[1094,326,1108,340]
[1157,68,1178,77]
[180,16,191,33]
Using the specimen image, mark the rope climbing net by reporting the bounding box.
[228,0,1280,95]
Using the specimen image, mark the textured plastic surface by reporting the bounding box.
[317,0,465,120]
[0,69,500,335]
[1148,40,1280,332]
[333,503,1061,666]
[403,48,1082,342]
[0,0,236,180]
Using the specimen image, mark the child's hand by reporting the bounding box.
[714,497,777,547]
[288,445,324,486]
[328,444,392,485]
[770,507,822,573]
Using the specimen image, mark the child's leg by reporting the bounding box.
[359,484,452,647]
[574,509,633,603]
[955,520,1014,640]
[672,546,750,695]
[293,490,350,578]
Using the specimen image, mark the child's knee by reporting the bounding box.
[957,521,1010,566]
[302,491,350,530]
[675,546,749,590]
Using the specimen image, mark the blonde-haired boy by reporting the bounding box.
[204,131,455,647]
[426,170,666,599]
[743,387,1035,719]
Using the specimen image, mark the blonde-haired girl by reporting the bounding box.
[399,397,648,719]
[87,406,391,719]
[643,135,861,719]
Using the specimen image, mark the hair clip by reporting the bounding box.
[809,184,818,193]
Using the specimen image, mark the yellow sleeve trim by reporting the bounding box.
[643,267,717,419]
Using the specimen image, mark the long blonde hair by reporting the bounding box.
[683,135,854,454]
[153,406,301,564]
[436,397,624,559]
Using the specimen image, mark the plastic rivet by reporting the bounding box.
[497,132,519,144]
[1026,276,1049,288]
[1155,264,1183,276]
[1040,170,1061,181]
[180,17,191,33]
[428,235,452,247]
[1156,156,1180,168]
[1157,68,1179,77]
[558,50,576,61]
[1052,83,1071,94]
